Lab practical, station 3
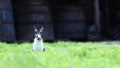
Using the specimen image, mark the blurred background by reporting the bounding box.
[0,0,120,42]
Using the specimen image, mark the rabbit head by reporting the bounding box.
[34,26,44,41]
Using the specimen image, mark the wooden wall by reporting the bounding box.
[0,0,120,42]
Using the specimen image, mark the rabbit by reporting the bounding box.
[32,26,45,52]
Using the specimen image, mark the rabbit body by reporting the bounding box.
[32,38,44,52]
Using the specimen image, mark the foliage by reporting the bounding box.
[0,41,120,68]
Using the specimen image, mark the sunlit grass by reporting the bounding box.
[0,41,120,68]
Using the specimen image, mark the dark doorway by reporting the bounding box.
[100,0,120,40]
[49,0,89,41]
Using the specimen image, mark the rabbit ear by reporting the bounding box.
[33,26,38,35]
[39,27,44,34]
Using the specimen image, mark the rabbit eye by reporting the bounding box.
[35,31,38,34]
[36,35,38,38]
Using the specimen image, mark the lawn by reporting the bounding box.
[0,41,120,68]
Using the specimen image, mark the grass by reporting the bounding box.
[0,41,120,68]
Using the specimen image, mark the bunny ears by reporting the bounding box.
[33,26,44,34]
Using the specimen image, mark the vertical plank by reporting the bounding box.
[94,0,100,39]
[0,0,16,42]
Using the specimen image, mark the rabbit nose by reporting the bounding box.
[37,38,40,40]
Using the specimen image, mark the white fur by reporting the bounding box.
[32,38,44,52]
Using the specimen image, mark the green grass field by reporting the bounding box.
[0,41,120,68]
